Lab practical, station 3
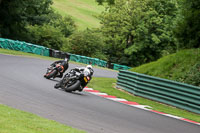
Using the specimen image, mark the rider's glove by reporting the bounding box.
[80,73,84,78]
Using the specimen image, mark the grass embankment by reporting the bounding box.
[0,105,85,133]
[129,49,200,82]
[52,0,105,30]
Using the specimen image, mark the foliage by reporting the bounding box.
[182,62,200,86]
[54,16,76,37]
[1,0,199,68]
[96,0,115,5]
[0,0,77,50]
[62,29,107,60]
[26,24,66,50]
[48,13,77,38]
[175,0,200,49]
[129,49,200,86]
[0,0,53,39]
[100,0,178,66]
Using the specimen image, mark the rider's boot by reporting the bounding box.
[78,86,83,92]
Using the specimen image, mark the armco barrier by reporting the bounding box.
[117,70,200,114]
[0,38,49,56]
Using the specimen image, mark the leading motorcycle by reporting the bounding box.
[44,63,64,79]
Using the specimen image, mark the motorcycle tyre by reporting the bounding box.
[63,80,81,92]
[45,70,57,79]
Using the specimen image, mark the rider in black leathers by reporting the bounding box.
[50,58,69,78]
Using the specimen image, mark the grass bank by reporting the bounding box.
[52,0,105,30]
[129,49,200,83]
[0,104,85,133]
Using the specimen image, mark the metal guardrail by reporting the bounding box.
[117,70,200,114]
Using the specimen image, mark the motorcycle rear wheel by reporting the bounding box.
[63,80,81,92]
[45,70,57,79]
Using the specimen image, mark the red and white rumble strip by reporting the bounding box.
[83,87,200,126]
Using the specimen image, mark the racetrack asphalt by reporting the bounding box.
[0,54,199,133]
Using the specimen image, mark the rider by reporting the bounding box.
[50,58,69,78]
[54,65,94,91]
[78,65,94,91]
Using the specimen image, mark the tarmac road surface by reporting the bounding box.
[0,54,199,133]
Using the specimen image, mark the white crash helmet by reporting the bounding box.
[86,65,92,69]
[64,58,68,62]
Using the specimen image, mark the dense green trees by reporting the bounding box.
[0,0,76,50]
[96,0,199,66]
[175,0,200,49]
[62,29,106,60]
[100,0,178,66]
[0,0,53,39]
[0,0,199,67]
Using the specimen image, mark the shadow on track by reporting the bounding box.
[55,88,85,96]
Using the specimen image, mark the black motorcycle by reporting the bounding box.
[44,63,64,79]
[55,69,91,92]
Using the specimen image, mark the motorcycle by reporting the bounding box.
[44,63,64,79]
[56,69,91,92]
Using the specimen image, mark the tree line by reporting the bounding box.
[0,0,199,67]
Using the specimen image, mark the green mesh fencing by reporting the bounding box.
[0,38,130,70]
[68,53,131,69]
[0,38,49,56]
[113,63,131,70]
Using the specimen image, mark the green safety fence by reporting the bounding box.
[0,38,130,70]
[112,63,131,70]
[117,70,200,114]
[69,54,130,69]
[70,54,108,67]
[0,38,49,56]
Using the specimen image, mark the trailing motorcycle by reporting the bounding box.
[55,68,91,92]
[44,63,64,79]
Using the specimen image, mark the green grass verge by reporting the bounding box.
[129,49,200,82]
[0,48,60,61]
[88,77,200,123]
[0,104,86,133]
[52,0,105,30]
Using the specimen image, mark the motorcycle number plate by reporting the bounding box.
[84,77,88,83]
